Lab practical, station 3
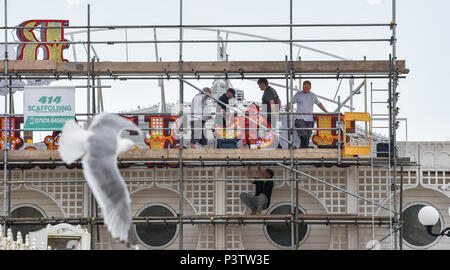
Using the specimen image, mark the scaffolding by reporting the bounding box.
[0,0,413,250]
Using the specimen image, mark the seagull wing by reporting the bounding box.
[58,120,91,164]
[82,154,136,246]
[82,113,142,248]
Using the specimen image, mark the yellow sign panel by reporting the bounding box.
[343,112,371,156]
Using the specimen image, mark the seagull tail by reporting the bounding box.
[58,120,90,165]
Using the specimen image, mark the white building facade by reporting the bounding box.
[0,141,448,250]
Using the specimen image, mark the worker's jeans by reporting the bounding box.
[295,119,314,148]
[240,193,268,211]
[190,120,207,145]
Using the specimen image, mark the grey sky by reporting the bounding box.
[1,0,449,141]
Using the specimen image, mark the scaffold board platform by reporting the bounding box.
[1,60,409,75]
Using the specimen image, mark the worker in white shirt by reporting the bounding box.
[190,87,212,148]
[286,81,328,148]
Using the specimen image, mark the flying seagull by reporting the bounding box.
[58,112,142,249]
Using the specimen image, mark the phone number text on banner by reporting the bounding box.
[24,87,75,131]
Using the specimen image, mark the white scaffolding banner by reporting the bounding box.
[24,86,75,131]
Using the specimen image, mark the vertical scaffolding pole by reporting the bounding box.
[391,0,399,250]
[91,56,98,249]
[289,0,296,251]
[337,96,341,164]
[399,165,403,250]
[178,0,184,250]
[2,0,8,235]
[7,74,11,220]
[388,53,393,249]
[86,4,95,250]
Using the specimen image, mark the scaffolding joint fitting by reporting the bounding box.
[107,69,117,79]
[164,69,170,80]
[199,157,204,168]
[161,156,166,168]
[192,69,199,80]
[239,68,245,80]
[51,70,59,80]
[239,157,244,168]
[390,21,395,30]
[390,183,397,192]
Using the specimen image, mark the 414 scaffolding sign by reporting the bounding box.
[24,86,75,131]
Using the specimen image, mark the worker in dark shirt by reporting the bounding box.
[240,165,274,215]
[257,78,281,128]
[217,88,236,129]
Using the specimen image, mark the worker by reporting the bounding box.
[285,80,328,148]
[257,78,281,129]
[240,165,274,215]
[190,87,212,148]
[217,88,236,129]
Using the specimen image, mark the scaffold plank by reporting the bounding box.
[2,148,339,162]
[2,60,409,75]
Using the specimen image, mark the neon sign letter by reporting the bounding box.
[16,20,70,62]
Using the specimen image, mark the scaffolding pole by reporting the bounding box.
[177,0,184,250]
[288,0,296,251]
[2,0,7,236]
[391,0,400,251]
[0,215,394,226]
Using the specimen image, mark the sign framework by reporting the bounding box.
[24,86,75,131]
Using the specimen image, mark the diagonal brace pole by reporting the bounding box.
[277,163,397,214]
[366,224,403,250]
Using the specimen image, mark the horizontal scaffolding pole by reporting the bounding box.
[0,154,418,170]
[0,112,340,117]
[0,158,417,169]
[0,214,393,226]
[0,60,409,75]
[5,39,393,45]
[4,23,395,30]
[3,178,310,184]
[2,75,407,80]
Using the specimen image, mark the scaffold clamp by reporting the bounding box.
[239,68,245,80]
[52,70,59,80]
[164,69,170,79]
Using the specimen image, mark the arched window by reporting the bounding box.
[135,203,178,248]
[402,202,443,249]
[264,203,309,249]
[10,205,46,240]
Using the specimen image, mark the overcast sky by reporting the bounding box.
[1,0,449,142]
